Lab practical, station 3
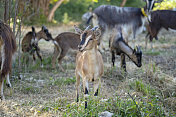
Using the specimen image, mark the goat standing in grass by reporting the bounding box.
[0,21,17,100]
[51,32,80,71]
[74,25,104,109]
[22,26,53,67]
[109,28,142,71]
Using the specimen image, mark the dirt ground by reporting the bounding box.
[0,25,176,116]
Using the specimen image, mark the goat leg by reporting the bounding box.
[36,50,43,68]
[112,51,115,67]
[76,72,80,102]
[83,79,89,109]
[94,78,100,96]
[121,53,126,72]
[6,73,12,88]
[0,78,5,100]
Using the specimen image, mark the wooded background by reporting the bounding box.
[0,0,146,25]
[0,0,175,26]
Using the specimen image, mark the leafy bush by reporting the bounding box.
[154,0,176,10]
[53,0,145,23]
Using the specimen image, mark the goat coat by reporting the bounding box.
[22,32,34,53]
[88,5,146,39]
[148,10,176,39]
[76,47,104,82]
[0,21,16,77]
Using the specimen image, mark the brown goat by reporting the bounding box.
[74,25,104,109]
[145,10,176,49]
[51,32,80,71]
[22,26,53,67]
[0,21,17,100]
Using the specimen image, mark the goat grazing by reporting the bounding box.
[86,0,161,49]
[51,32,80,71]
[74,25,103,109]
[145,10,176,49]
[109,28,142,71]
[0,21,17,100]
[22,26,53,67]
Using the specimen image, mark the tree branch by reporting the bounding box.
[47,0,65,22]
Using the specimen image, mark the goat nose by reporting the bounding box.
[138,63,142,67]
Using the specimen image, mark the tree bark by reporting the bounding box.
[18,0,50,19]
[47,0,65,22]
[4,0,9,23]
[120,0,127,7]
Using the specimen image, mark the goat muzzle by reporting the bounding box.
[137,63,142,67]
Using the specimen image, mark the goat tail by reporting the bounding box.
[0,22,15,78]
[52,40,61,52]
[86,15,93,25]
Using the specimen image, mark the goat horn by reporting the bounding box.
[42,25,47,30]
[91,26,99,31]
[85,25,91,31]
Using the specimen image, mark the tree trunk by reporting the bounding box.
[120,0,127,7]
[4,0,9,23]
[47,0,65,22]
[18,0,50,20]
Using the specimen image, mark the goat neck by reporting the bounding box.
[118,40,137,63]
[36,31,43,40]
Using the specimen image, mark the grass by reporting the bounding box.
[50,77,76,86]
[144,49,160,56]
[4,29,175,116]
[158,36,168,44]
[9,55,175,117]
[60,94,166,117]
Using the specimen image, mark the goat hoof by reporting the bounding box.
[0,95,5,100]
[6,83,12,88]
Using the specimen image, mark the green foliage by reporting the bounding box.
[54,0,90,22]
[144,49,160,56]
[130,80,158,96]
[62,95,165,117]
[49,77,76,86]
[23,14,48,26]
[154,0,176,10]
[62,12,71,24]
[53,0,145,23]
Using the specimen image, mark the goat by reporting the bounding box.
[51,32,80,71]
[0,21,17,100]
[145,10,176,49]
[22,26,53,67]
[86,0,161,49]
[74,25,103,109]
[109,28,142,72]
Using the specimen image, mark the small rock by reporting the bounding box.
[99,111,114,117]
[100,99,108,102]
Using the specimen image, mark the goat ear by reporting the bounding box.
[42,25,44,31]
[74,25,83,35]
[94,27,101,40]
[32,26,35,32]
[32,26,36,37]
[42,25,47,31]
